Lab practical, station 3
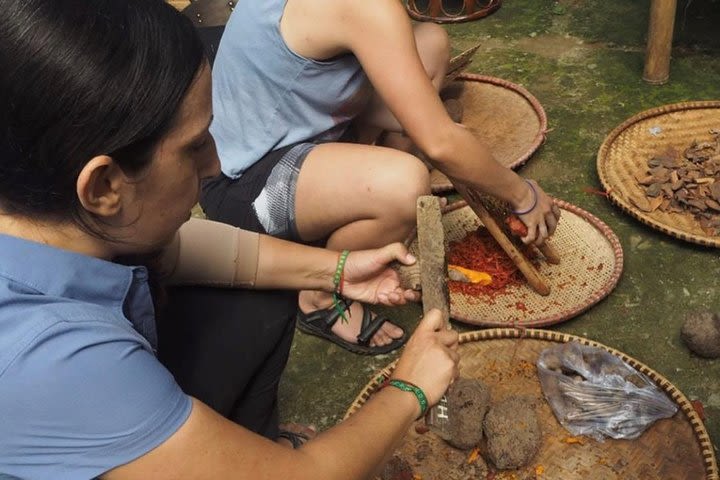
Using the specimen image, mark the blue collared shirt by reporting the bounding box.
[0,234,191,480]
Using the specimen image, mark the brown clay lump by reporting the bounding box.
[681,310,720,359]
[483,396,541,470]
[445,377,491,450]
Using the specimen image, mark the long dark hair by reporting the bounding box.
[0,0,205,231]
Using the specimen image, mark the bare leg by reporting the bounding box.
[295,143,430,347]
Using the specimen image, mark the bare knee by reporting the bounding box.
[377,154,431,223]
[414,23,451,83]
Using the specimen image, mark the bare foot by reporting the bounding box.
[331,301,404,347]
[276,423,317,449]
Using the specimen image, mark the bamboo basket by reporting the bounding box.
[345,329,718,480]
[597,101,720,247]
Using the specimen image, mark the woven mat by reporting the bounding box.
[431,73,548,193]
[345,329,718,480]
[597,101,720,247]
[407,200,623,327]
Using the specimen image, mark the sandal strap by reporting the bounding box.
[356,305,389,346]
[302,297,352,332]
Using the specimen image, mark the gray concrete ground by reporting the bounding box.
[278,0,720,459]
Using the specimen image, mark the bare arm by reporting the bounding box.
[102,310,459,480]
[287,0,558,243]
[159,218,418,304]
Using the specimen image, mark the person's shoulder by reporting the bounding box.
[0,300,190,480]
[0,290,144,374]
[298,0,404,27]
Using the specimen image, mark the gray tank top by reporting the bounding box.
[211,0,370,178]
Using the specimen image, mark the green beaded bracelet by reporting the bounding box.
[384,379,429,418]
[332,250,350,324]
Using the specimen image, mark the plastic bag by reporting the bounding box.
[537,342,678,441]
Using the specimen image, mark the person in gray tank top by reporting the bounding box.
[201,0,561,355]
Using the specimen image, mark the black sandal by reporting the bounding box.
[296,299,408,355]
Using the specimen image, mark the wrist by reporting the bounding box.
[512,179,538,215]
[330,250,350,323]
[381,378,428,420]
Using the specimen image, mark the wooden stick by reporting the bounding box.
[455,185,551,296]
[443,44,481,88]
[416,195,451,326]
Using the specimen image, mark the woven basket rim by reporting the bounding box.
[597,100,720,248]
[344,328,719,479]
[431,73,549,193]
[405,198,624,327]
[406,0,502,24]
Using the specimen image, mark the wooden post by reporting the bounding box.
[643,0,678,85]
[416,196,451,326]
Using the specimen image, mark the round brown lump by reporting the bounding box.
[445,377,491,450]
[483,396,541,470]
[681,310,720,359]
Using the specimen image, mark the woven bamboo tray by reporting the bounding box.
[345,329,718,480]
[597,101,720,247]
[431,73,548,193]
[407,200,623,327]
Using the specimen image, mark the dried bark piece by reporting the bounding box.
[416,195,450,323]
[630,195,654,213]
[647,196,664,212]
[706,199,720,211]
[646,183,663,197]
[711,183,720,202]
[635,133,720,231]
[635,172,655,186]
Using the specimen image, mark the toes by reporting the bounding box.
[381,321,405,339]
[371,329,392,347]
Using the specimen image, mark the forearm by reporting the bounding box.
[159,218,340,292]
[422,123,529,207]
[253,234,337,292]
[298,387,419,479]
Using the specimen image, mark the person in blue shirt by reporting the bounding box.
[0,1,459,478]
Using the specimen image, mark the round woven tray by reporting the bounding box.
[345,329,718,480]
[431,73,548,193]
[597,101,720,247]
[407,200,623,327]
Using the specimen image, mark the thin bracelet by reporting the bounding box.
[382,378,429,418]
[332,250,350,324]
[512,179,538,215]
